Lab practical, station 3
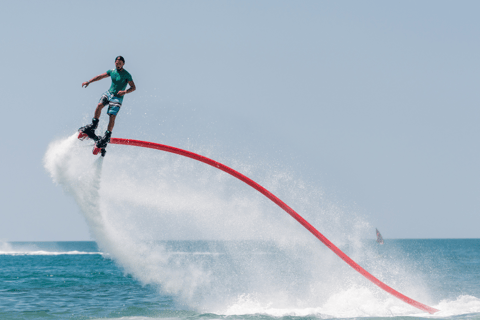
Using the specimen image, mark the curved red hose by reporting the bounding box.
[110,137,439,314]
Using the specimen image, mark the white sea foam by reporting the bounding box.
[433,295,480,318]
[0,240,102,256]
[44,134,442,316]
[0,250,102,256]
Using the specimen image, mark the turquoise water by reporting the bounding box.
[1,240,479,320]
[0,241,181,319]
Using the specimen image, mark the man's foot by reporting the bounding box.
[78,118,99,141]
[96,130,112,149]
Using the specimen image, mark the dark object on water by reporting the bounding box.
[376,228,384,245]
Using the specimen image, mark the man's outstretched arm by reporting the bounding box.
[82,73,109,88]
[118,80,136,96]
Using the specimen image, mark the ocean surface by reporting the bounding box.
[0,239,479,320]
[0,239,480,319]
[22,134,480,319]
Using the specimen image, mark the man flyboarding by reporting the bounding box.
[79,56,136,153]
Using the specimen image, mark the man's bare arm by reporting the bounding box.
[82,73,109,88]
[117,80,136,96]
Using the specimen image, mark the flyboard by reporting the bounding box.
[89,136,439,314]
[78,131,107,157]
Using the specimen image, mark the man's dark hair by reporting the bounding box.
[115,56,125,63]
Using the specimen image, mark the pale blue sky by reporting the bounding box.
[1,1,479,240]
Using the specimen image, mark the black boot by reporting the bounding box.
[96,130,112,149]
[79,118,99,141]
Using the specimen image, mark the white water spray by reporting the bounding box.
[44,134,439,316]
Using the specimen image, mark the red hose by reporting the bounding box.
[110,137,439,314]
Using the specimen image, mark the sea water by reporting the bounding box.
[0,240,479,319]
[5,134,478,319]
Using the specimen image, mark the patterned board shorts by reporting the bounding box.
[99,91,122,116]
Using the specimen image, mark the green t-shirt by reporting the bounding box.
[106,68,133,96]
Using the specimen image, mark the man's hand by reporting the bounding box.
[118,82,136,96]
[82,81,90,88]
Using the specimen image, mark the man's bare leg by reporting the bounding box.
[94,103,105,119]
[96,114,115,148]
[107,114,116,132]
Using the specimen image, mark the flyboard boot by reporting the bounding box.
[93,130,112,157]
[78,118,99,141]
